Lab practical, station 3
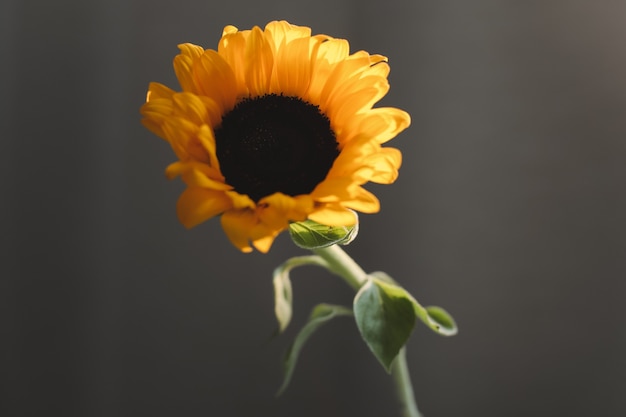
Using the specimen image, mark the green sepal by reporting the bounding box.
[277,303,353,396]
[273,256,331,334]
[288,215,359,250]
[369,272,458,337]
[353,276,417,372]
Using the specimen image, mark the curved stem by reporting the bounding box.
[312,245,368,291]
[312,245,423,417]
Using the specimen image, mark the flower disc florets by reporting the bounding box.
[215,94,339,202]
[141,20,410,252]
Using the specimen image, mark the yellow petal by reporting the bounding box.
[257,193,312,229]
[366,56,390,77]
[311,177,356,202]
[341,186,380,213]
[193,50,237,112]
[326,136,370,179]
[196,125,220,170]
[274,36,314,96]
[307,38,350,103]
[330,84,389,129]
[218,28,249,97]
[363,147,402,184]
[140,97,174,139]
[182,169,231,190]
[308,205,358,226]
[141,97,174,119]
[161,118,207,162]
[177,187,232,229]
[310,171,380,212]
[264,21,311,50]
[245,26,274,97]
[252,229,279,253]
[146,82,175,101]
[324,58,391,122]
[198,96,223,128]
[220,209,257,253]
[225,191,256,210]
[344,107,411,144]
[293,195,315,217]
[166,161,223,182]
[257,193,295,229]
[141,118,165,139]
[174,43,205,93]
[172,93,209,126]
[222,25,239,36]
[318,51,372,112]
[315,38,350,66]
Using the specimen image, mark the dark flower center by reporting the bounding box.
[214,94,339,202]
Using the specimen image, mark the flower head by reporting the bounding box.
[141,21,410,252]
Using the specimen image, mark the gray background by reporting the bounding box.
[2,0,625,416]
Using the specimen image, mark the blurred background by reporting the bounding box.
[2,0,625,416]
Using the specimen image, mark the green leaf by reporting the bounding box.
[354,274,459,371]
[369,271,458,337]
[288,215,359,250]
[273,264,294,334]
[423,306,458,336]
[277,303,353,395]
[273,256,331,334]
[368,271,399,285]
[353,277,417,372]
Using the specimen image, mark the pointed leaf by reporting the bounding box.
[353,277,417,372]
[277,303,352,395]
[273,256,331,333]
[288,215,359,250]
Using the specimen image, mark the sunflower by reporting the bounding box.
[141,21,410,253]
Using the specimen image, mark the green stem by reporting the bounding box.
[312,245,367,291]
[391,348,422,417]
[313,245,422,417]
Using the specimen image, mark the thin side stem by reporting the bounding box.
[391,347,422,417]
[312,244,423,417]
